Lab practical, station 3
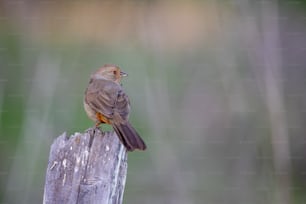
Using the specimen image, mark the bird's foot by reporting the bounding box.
[93,122,102,135]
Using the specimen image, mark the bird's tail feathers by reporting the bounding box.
[113,122,146,151]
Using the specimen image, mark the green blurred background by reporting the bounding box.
[1,0,306,203]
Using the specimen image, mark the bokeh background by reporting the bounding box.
[1,0,306,203]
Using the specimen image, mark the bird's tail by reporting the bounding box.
[113,122,146,151]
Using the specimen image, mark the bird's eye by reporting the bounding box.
[113,70,117,75]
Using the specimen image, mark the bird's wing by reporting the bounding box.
[85,78,130,121]
[114,89,131,122]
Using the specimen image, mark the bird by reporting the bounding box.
[84,64,146,151]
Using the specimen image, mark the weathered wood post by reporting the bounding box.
[43,128,127,204]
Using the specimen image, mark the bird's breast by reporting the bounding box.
[83,100,97,122]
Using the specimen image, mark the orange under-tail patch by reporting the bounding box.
[96,112,110,125]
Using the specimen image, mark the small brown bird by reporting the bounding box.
[84,64,146,151]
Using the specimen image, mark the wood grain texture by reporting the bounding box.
[43,128,127,204]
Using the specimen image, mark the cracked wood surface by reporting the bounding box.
[43,128,127,204]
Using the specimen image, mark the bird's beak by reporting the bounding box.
[120,71,128,77]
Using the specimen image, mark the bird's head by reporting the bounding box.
[94,64,128,83]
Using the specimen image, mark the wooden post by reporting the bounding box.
[43,128,128,204]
